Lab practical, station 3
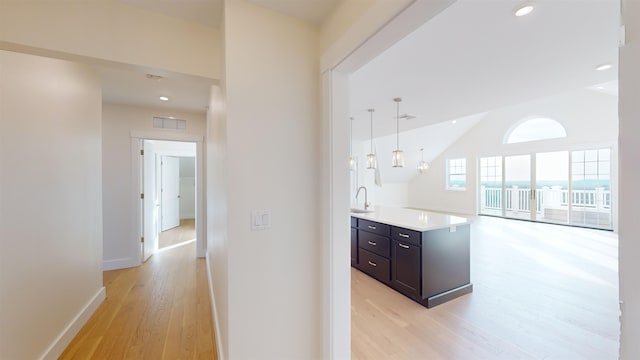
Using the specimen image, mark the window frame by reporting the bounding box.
[446,157,467,191]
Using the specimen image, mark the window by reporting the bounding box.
[447,158,467,190]
[505,117,567,144]
[479,156,503,215]
[571,148,611,228]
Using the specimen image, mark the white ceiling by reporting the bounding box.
[247,0,340,24]
[349,0,620,140]
[120,0,223,28]
[98,66,216,113]
[358,112,486,183]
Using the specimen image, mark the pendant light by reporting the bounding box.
[366,109,377,169]
[392,98,405,168]
[349,117,355,171]
[418,148,429,173]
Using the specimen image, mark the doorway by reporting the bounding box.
[159,155,197,250]
[141,140,196,261]
[132,131,205,263]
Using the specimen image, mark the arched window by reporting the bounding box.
[505,117,567,144]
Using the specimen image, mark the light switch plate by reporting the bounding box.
[251,209,271,230]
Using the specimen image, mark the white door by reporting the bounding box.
[161,156,180,231]
[142,140,159,262]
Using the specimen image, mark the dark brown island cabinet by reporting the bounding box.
[351,211,472,308]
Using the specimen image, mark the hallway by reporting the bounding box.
[60,229,217,359]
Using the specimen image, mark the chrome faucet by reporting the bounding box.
[355,186,370,210]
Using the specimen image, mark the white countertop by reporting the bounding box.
[350,206,469,232]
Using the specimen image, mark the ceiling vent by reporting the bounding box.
[153,116,187,130]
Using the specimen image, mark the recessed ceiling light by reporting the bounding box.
[514,3,534,17]
[169,116,175,119]
[596,86,605,90]
[451,120,457,124]
[159,96,169,101]
[595,64,612,71]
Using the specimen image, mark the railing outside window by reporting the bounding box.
[481,186,610,213]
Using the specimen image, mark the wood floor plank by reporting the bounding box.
[60,223,216,360]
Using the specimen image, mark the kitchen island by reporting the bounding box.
[351,206,472,308]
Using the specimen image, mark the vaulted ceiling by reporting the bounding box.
[349,0,620,140]
[348,0,619,183]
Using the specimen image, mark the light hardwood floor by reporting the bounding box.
[352,216,619,359]
[160,219,196,249]
[60,222,216,359]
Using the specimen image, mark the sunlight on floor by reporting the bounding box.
[157,238,196,253]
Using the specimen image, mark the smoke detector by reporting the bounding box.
[145,74,163,81]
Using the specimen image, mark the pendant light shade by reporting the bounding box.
[418,148,429,173]
[366,109,377,169]
[392,149,404,167]
[349,117,355,171]
[392,98,405,168]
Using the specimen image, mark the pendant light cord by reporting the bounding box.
[369,109,374,153]
[396,100,400,150]
[350,117,353,157]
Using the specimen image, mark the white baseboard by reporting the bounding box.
[40,286,106,360]
[206,254,225,360]
[103,257,139,271]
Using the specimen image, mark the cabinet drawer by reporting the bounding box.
[391,226,421,246]
[351,217,358,228]
[357,219,390,237]
[359,248,390,283]
[358,230,390,258]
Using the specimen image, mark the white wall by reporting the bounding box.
[408,89,619,217]
[619,1,640,357]
[0,51,104,359]
[102,103,205,269]
[179,157,196,219]
[351,145,409,209]
[0,1,221,79]
[206,1,321,358]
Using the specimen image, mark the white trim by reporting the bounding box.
[130,131,206,263]
[103,257,139,271]
[206,255,225,360]
[39,287,106,360]
[131,139,143,266]
[321,2,458,358]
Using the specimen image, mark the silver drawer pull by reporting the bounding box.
[399,243,410,249]
[368,225,377,230]
[399,233,410,238]
[367,241,377,246]
[368,261,377,267]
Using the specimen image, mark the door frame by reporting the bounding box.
[131,130,205,260]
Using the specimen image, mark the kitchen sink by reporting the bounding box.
[350,208,374,214]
